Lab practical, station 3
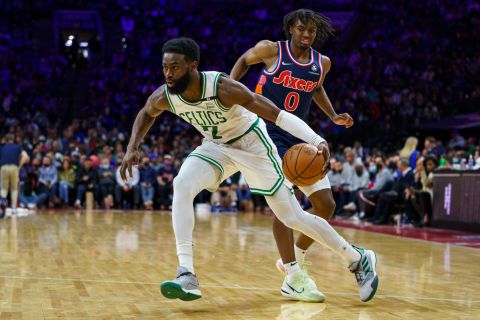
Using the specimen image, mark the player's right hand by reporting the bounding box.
[120,148,141,182]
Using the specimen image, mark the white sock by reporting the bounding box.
[171,157,221,276]
[294,245,307,264]
[177,244,194,274]
[284,261,301,281]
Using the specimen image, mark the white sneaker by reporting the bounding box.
[281,272,325,303]
[160,266,202,301]
[343,202,357,211]
[16,208,29,217]
[349,245,379,302]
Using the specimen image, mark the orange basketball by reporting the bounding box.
[282,143,327,186]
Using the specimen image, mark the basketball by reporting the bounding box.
[282,143,327,186]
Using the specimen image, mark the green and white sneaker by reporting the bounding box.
[349,245,379,302]
[160,266,202,301]
[281,272,325,303]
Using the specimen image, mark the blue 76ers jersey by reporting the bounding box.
[255,40,324,157]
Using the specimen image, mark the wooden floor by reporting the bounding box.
[0,210,479,319]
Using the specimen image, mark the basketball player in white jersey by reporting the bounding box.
[120,38,378,303]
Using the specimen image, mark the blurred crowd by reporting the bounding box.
[1,1,480,222]
[325,135,479,227]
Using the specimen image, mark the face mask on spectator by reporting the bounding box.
[101,164,110,169]
[369,165,377,174]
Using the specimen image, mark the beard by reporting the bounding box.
[168,71,191,94]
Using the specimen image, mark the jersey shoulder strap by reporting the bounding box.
[200,71,228,101]
[264,41,283,75]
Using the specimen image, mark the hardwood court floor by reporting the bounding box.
[0,210,479,319]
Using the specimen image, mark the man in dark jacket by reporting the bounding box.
[97,157,115,209]
[372,158,415,225]
[139,156,156,210]
[74,158,98,209]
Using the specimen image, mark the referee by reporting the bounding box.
[0,134,29,216]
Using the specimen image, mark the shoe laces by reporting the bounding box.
[350,256,368,285]
[354,270,365,284]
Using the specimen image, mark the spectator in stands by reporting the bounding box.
[211,177,237,213]
[328,158,350,216]
[342,147,356,182]
[343,162,370,217]
[19,158,47,209]
[38,155,58,208]
[405,155,438,226]
[448,131,466,149]
[399,136,420,170]
[139,156,156,210]
[0,134,29,215]
[75,158,98,209]
[156,155,176,210]
[236,173,252,212]
[353,141,366,160]
[115,158,140,209]
[97,157,115,209]
[422,137,445,158]
[150,153,162,171]
[358,156,394,220]
[474,147,480,170]
[58,158,76,206]
[371,158,415,225]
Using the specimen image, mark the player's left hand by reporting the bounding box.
[332,113,354,128]
[120,148,141,182]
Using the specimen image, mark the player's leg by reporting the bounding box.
[270,138,297,268]
[266,185,379,302]
[275,183,335,291]
[294,178,335,264]
[230,127,325,302]
[160,155,222,301]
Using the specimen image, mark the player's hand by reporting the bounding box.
[120,148,140,182]
[332,113,354,128]
[316,141,330,177]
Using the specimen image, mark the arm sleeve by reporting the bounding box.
[275,110,325,146]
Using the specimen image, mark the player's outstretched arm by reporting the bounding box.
[313,56,354,128]
[230,40,278,81]
[217,76,329,166]
[120,86,168,181]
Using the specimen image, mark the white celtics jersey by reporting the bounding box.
[165,71,259,144]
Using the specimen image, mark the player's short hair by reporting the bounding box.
[162,37,200,63]
[283,9,334,46]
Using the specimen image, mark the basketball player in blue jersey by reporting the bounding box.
[121,38,377,303]
[231,9,371,302]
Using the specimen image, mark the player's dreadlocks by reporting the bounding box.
[283,9,335,47]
